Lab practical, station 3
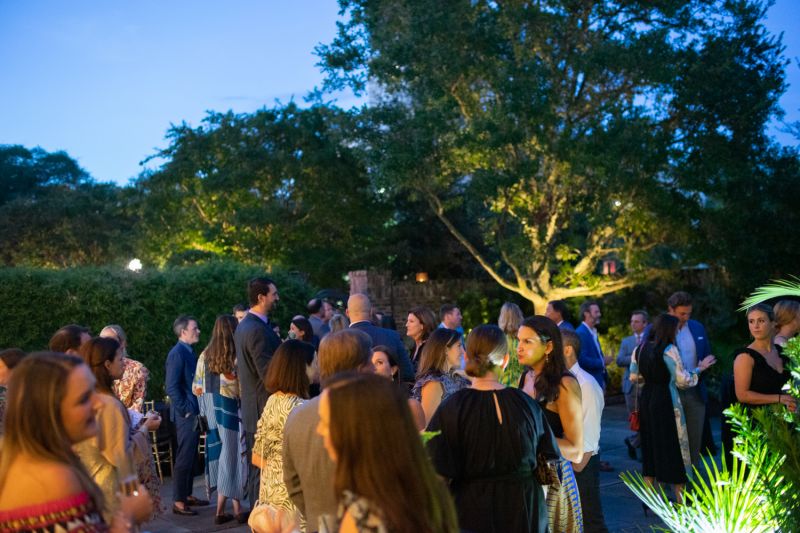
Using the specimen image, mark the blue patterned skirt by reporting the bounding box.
[546,458,583,532]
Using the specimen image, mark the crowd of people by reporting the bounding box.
[0,278,796,532]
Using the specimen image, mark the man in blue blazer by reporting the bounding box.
[668,291,717,467]
[576,301,609,389]
[235,277,282,508]
[616,310,649,458]
[165,315,208,515]
[346,293,415,383]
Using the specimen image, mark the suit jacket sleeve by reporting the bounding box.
[690,320,711,360]
[616,338,633,367]
[282,410,306,515]
[577,327,604,372]
[245,324,279,383]
[166,347,192,417]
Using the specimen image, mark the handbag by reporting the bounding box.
[534,452,559,486]
[194,414,209,434]
[628,382,640,431]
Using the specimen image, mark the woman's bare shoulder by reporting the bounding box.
[0,460,83,508]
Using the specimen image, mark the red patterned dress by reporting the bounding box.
[0,491,108,532]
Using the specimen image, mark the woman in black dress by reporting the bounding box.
[406,306,437,369]
[427,324,559,533]
[635,314,715,504]
[722,304,796,464]
[518,316,584,532]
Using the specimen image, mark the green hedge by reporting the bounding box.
[0,262,314,397]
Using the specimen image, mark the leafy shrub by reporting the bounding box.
[0,262,314,397]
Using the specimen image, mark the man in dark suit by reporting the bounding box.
[235,277,282,508]
[668,291,717,467]
[346,293,414,383]
[545,300,575,331]
[616,310,649,458]
[165,315,208,515]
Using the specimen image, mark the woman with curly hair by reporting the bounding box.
[194,315,247,525]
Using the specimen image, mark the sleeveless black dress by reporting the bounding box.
[721,346,790,464]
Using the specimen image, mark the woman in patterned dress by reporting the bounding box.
[101,325,149,414]
[411,328,470,425]
[0,352,152,531]
[194,314,247,525]
[99,325,162,517]
[632,313,715,504]
[253,339,314,529]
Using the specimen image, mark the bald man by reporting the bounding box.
[347,293,414,383]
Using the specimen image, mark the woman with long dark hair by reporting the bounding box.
[406,306,437,369]
[633,313,715,503]
[411,328,470,425]
[193,314,247,525]
[75,337,160,524]
[0,352,152,530]
[518,316,583,532]
[328,373,457,532]
[427,324,559,532]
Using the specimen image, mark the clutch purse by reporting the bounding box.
[194,414,209,434]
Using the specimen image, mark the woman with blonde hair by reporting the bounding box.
[773,300,800,347]
[193,314,247,525]
[0,352,151,531]
[328,313,350,334]
[498,302,525,386]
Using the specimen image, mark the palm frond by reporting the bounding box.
[739,276,800,310]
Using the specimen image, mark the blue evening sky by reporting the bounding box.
[1,0,798,185]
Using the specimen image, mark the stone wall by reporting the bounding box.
[348,269,493,323]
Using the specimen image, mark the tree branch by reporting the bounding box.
[422,188,524,296]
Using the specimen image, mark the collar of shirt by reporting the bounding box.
[248,310,268,324]
[348,320,371,327]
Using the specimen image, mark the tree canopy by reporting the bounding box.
[317,0,792,308]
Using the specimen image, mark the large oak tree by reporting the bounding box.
[318,0,789,309]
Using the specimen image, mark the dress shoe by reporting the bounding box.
[186,496,210,506]
[172,504,198,516]
[624,437,637,460]
[214,513,234,525]
[599,460,614,472]
[236,511,251,524]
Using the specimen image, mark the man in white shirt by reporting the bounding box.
[563,329,608,533]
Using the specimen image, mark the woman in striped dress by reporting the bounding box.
[194,314,247,525]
